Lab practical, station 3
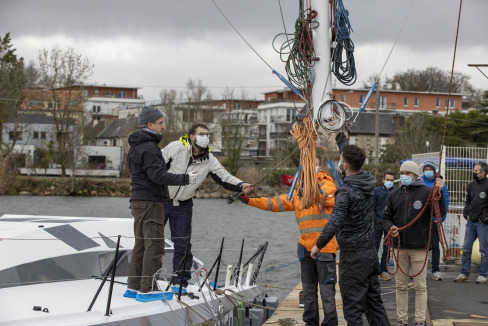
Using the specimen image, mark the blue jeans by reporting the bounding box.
[373,220,388,273]
[461,219,488,277]
[430,221,440,273]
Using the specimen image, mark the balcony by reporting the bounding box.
[270,116,292,124]
[270,132,290,140]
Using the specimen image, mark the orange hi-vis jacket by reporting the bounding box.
[248,171,337,254]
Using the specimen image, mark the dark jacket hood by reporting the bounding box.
[128,129,162,147]
[343,170,376,194]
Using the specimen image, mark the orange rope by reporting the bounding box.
[290,116,322,209]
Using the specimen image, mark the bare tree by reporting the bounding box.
[159,88,186,146]
[35,47,94,181]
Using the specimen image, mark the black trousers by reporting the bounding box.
[298,244,338,326]
[339,247,390,326]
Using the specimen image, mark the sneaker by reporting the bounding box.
[476,275,488,284]
[298,291,304,308]
[123,289,137,299]
[454,273,469,282]
[379,272,391,281]
[432,271,443,281]
[171,285,187,294]
[136,291,173,302]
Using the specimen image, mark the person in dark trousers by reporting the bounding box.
[161,123,253,289]
[374,171,396,281]
[311,132,390,326]
[125,106,198,302]
[382,160,446,326]
[243,156,338,326]
[420,160,449,281]
[454,161,488,284]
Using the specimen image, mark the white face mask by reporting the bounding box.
[316,166,320,174]
[195,135,210,148]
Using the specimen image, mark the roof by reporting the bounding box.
[8,113,74,125]
[96,117,138,139]
[84,120,109,140]
[349,112,404,135]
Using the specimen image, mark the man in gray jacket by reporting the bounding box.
[162,123,253,288]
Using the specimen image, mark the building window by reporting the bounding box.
[92,105,101,113]
[106,90,111,97]
[233,103,241,110]
[68,100,78,106]
[359,95,364,105]
[403,96,408,106]
[118,91,127,98]
[449,99,455,108]
[267,96,271,103]
[223,103,226,109]
[41,132,46,139]
[379,96,387,109]
[436,98,440,108]
[9,131,22,141]
[33,131,39,139]
[94,89,99,96]
[414,97,419,107]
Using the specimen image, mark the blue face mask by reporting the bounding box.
[384,181,394,189]
[424,171,434,179]
[400,175,413,186]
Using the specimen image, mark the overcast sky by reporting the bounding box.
[1,0,487,102]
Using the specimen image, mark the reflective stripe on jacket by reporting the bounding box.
[248,171,337,254]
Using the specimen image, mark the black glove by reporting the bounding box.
[240,194,249,204]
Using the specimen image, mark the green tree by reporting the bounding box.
[479,90,488,114]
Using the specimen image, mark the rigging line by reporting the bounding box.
[474,66,488,80]
[376,0,415,81]
[209,0,273,71]
[439,0,463,171]
[278,0,292,54]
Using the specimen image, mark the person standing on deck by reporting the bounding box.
[382,160,446,326]
[241,155,339,326]
[125,106,198,302]
[311,132,390,326]
[374,171,396,281]
[161,123,253,289]
[420,160,449,281]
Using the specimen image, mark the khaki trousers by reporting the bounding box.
[127,200,165,293]
[394,249,427,324]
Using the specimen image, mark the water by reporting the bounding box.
[0,196,301,301]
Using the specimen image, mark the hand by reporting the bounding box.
[280,174,294,186]
[241,183,253,194]
[310,245,320,260]
[188,173,198,184]
[390,225,399,237]
[239,194,249,204]
[435,178,444,189]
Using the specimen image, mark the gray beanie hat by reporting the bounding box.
[400,160,419,176]
[138,106,163,125]
[422,160,436,171]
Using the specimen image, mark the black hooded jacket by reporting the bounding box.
[463,177,488,223]
[382,180,446,249]
[316,170,377,251]
[128,130,189,202]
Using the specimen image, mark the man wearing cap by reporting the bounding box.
[383,161,446,326]
[125,106,198,302]
[161,123,253,289]
[421,160,449,281]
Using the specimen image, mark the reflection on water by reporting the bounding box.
[0,196,301,301]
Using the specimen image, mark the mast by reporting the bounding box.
[311,0,333,121]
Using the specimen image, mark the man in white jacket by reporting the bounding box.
[162,123,253,288]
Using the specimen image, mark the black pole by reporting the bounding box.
[105,235,121,316]
[242,244,263,270]
[213,237,225,291]
[250,241,268,285]
[87,257,116,312]
[178,236,191,301]
[165,254,187,292]
[234,239,244,286]
[198,237,224,292]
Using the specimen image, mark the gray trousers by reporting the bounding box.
[298,244,338,326]
[128,200,165,293]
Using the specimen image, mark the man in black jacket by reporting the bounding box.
[455,161,488,284]
[125,106,198,302]
[382,160,446,326]
[311,133,389,325]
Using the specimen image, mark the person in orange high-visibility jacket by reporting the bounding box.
[241,156,338,326]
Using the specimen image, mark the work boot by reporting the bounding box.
[432,271,443,281]
[379,272,391,281]
[298,290,304,308]
[454,273,469,282]
[476,275,488,284]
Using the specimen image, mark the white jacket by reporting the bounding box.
[161,135,244,204]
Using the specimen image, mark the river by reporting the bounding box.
[0,196,301,301]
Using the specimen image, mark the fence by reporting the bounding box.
[412,146,488,260]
